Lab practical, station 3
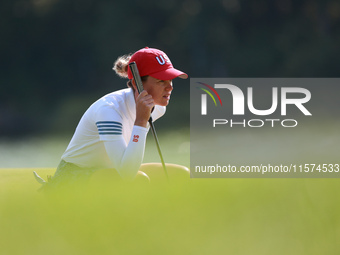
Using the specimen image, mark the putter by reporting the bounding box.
[129,62,169,181]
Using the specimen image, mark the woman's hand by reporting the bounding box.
[134,90,154,128]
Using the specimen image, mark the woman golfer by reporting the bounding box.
[34,47,189,188]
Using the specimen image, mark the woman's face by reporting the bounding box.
[141,76,173,106]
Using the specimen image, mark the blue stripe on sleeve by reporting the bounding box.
[96,121,122,126]
[98,132,122,135]
[96,124,122,128]
[98,128,122,132]
[96,121,123,135]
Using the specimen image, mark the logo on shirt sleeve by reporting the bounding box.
[133,135,139,142]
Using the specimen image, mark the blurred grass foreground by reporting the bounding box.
[1,170,340,255]
[0,138,340,255]
[1,129,340,254]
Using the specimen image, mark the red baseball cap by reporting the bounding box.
[127,47,188,80]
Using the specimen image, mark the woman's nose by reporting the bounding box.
[165,80,173,91]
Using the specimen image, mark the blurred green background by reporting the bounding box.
[1,0,339,137]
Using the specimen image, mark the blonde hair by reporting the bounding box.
[112,52,149,89]
[112,53,132,78]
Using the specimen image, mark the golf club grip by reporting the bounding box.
[129,62,144,94]
[129,61,153,123]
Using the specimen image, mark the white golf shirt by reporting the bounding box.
[61,88,165,179]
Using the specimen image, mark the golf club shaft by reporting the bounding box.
[129,62,169,181]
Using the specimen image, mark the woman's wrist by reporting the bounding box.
[134,119,148,128]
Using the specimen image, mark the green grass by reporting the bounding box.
[1,175,340,255]
[1,129,340,254]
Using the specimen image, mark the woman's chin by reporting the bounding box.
[157,99,170,106]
